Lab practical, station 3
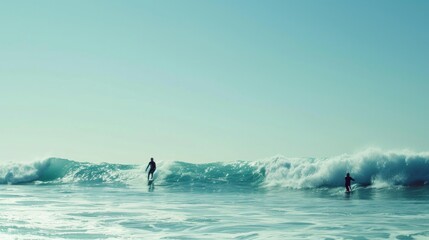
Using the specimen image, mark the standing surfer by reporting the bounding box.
[146,158,156,181]
[345,173,355,192]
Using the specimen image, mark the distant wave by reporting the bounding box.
[1,149,429,189]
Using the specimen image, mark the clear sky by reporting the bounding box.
[1,1,428,164]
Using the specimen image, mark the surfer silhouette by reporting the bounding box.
[145,158,156,181]
[345,173,355,192]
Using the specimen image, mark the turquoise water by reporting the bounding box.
[1,185,429,239]
[1,150,429,239]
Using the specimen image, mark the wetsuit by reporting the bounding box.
[146,161,156,180]
[345,176,355,192]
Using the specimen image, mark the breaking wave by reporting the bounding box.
[1,149,429,189]
[261,149,429,189]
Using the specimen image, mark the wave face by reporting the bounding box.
[1,149,429,189]
[160,161,265,190]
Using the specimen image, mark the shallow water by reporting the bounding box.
[1,184,429,239]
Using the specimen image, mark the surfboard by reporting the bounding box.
[148,178,154,186]
[345,184,357,193]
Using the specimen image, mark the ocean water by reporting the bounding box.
[1,149,429,239]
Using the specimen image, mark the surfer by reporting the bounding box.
[145,158,156,181]
[345,173,355,192]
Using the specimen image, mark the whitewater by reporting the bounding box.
[1,149,429,239]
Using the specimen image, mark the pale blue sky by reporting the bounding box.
[1,1,428,163]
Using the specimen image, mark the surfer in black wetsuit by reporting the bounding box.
[145,158,156,180]
[345,173,355,192]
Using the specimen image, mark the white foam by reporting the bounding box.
[257,149,429,189]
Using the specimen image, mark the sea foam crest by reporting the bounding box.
[260,149,429,188]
